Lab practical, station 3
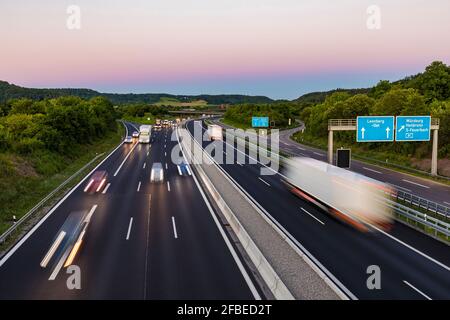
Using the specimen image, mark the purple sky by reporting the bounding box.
[1,0,449,99]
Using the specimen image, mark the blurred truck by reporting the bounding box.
[282,157,394,232]
[139,125,151,143]
[207,124,223,141]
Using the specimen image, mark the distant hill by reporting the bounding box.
[295,88,370,104]
[0,81,274,105]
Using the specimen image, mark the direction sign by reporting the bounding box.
[356,116,394,142]
[252,117,269,128]
[395,116,431,141]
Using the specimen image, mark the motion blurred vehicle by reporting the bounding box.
[207,124,223,141]
[84,170,108,193]
[132,131,139,138]
[177,162,191,176]
[139,125,151,143]
[124,136,133,143]
[282,157,394,232]
[150,162,164,183]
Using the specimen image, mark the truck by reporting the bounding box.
[138,125,151,143]
[207,124,223,141]
[282,157,394,232]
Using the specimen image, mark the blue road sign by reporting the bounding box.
[357,116,394,142]
[395,116,431,141]
[252,117,269,128]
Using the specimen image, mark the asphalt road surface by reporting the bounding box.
[189,119,450,300]
[0,122,258,300]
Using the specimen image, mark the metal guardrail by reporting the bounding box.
[386,199,450,239]
[227,129,450,242]
[391,190,450,219]
[0,153,104,244]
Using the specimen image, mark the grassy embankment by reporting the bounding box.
[0,123,124,240]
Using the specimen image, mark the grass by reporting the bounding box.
[0,123,124,240]
[153,97,208,107]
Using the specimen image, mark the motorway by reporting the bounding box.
[214,119,450,206]
[188,119,450,300]
[0,122,258,299]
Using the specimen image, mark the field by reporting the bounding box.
[153,97,208,107]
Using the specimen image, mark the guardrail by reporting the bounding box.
[391,190,450,219]
[385,199,450,240]
[0,153,104,245]
[216,126,450,243]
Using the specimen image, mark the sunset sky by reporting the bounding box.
[1,0,449,99]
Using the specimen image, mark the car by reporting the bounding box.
[132,131,139,138]
[84,170,108,193]
[124,136,133,143]
[177,162,191,176]
[150,162,164,183]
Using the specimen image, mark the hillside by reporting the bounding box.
[0,81,273,105]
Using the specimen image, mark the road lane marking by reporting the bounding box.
[114,142,139,176]
[374,226,450,272]
[172,216,178,239]
[297,146,306,151]
[165,152,167,157]
[137,181,141,192]
[143,163,146,169]
[258,177,270,187]
[301,207,325,225]
[402,179,430,189]
[143,194,151,299]
[126,217,133,240]
[40,231,66,268]
[167,181,171,192]
[313,152,324,156]
[0,128,127,268]
[444,202,450,206]
[102,183,111,194]
[147,151,149,156]
[403,281,432,300]
[165,163,168,170]
[164,144,166,148]
[175,126,261,299]
[49,205,97,280]
[389,183,412,192]
[363,167,382,174]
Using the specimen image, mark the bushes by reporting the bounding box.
[224,103,296,128]
[0,96,118,157]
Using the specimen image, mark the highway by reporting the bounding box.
[0,122,258,299]
[213,119,450,206]
[188,119,450,300]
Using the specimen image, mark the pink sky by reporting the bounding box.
[1,0,449,99]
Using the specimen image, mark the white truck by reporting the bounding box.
[282,157,394,232]
[138,125,152,143]
[207,124,223,141]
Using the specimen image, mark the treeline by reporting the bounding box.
[224,102,298,128]
[0,96,118,157]
[0,81,273,105]
[117,103,169,118]
[300,61,450,157]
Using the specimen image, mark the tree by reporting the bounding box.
[372,88,428,116]
[408,61,450,101]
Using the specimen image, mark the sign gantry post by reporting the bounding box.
[327,117,440,176]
